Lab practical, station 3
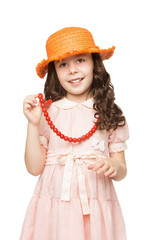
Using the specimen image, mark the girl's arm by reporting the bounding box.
[25,122,46,176]
[23,94,47,176]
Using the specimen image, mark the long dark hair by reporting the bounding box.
[44,53,125,131]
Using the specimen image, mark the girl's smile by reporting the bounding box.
[54,53,94,103]
[68,77,84,85]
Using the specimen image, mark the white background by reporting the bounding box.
[0,0,160,239]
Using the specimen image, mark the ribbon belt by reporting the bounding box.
[45,153,107,215]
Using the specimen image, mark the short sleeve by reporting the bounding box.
[39,114,50,149]
[108,122,129,153]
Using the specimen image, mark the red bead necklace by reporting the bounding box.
[38,93,98,143]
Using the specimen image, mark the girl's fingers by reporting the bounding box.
[88,160,106,171]
[93,161,105,171]
[88,163,101,170]
[24,94,39,103]
[87,164,95,169]
[23,103,31,111]
[97,164,110,174]
[27,94,38,98]
[108,171,117,178]
[26,96,38,103]
[87,159,117,177]
[24,98,38,106]
[24,103,36,112]
[24,101,36,108]
[104,167,116,177]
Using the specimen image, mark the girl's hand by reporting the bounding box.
[87,157,118,178]
[23,94,42,125]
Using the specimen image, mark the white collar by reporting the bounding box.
[54,97,94,109]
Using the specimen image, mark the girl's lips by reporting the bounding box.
[69,78,84,85]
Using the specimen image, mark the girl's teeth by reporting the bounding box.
[70,79,82,83]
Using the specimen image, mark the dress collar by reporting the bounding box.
[54,97,94,109]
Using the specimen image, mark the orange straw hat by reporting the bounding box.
[36,27,115,78]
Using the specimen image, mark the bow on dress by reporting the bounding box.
[45,152,107,215]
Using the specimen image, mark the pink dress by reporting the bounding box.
[20,97,129,240]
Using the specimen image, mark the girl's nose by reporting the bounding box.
[68,63,78,75]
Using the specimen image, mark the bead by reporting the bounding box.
[73,138,77,143]
[78,138,82,142]
[53,128,58,133]
[88,131,92,136]
[60,134,64,139]
[46,116,50,121]
[50,124,55,129]
[68,137,73,142]
[48,120,52,125]
[46,99,53,105]
[82,135,86,140]
[40,98,45,103]
[56,131,61,136]
[42,107,47,112]
[38,93,43,99]
[44,112,48,117]
[93,125,97,130]
[85,133,89,138]
[41,103,45,108]
[91,128,95,133]
[64,136,68,141]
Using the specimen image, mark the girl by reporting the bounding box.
[21,27,129,240]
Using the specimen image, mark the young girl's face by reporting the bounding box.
[54,53,94,102]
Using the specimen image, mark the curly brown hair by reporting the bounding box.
[43,53,125,131]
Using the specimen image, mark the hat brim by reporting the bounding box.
[36,46,115,78]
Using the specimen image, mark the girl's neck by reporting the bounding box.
[66,92,93,103]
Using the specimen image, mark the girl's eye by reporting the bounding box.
[77,58,85,63]
[59,63,67,68]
